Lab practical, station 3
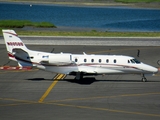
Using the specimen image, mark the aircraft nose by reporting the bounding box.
[149,66,158,73]
[143,64,158,73]
[152,67,158,73]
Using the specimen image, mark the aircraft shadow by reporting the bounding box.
[65,77,97,85]
[26,78,53,81]
[62,77,160,84]
[26,77,160,83]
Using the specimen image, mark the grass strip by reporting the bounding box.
[0,20,56,28]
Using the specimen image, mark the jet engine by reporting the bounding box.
[41,54,73,66]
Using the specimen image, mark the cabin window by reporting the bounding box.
[91,59,94,63]
[128,60,130,63]
[99,59,102,63]
[84,59,87,62]
[106,59,109,63]
[75,58,78,62]
[114,59,116,63]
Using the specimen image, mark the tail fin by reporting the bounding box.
[2,30,28,61]
[2,30,31,67]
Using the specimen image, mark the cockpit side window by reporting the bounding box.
[130,59,141,64]
[133,59,141,64]
[130,59,135,63]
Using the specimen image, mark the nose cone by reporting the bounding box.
[144,64,158,73]
[151,67,158,73]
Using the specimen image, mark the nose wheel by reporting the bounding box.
[141,74,147,82]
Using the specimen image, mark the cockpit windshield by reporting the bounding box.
[129,59,141,64]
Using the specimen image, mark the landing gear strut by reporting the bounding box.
[141,74,147,82]
[75,72,83,80]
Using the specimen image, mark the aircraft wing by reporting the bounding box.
[78,66,97,73]
[69,66,97,76]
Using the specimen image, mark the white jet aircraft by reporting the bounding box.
[2,30,158,82]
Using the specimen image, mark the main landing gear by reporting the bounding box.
[141,74,147,82]
[75,72,83,80]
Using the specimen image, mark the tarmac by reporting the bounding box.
[0,44,160,120]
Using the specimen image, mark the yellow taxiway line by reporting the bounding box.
[38,74,66,103]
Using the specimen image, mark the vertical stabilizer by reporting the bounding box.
[2,30,32,67]
[2,30,28,61]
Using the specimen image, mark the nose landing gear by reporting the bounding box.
[141,74,147,82]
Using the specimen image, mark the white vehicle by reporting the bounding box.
[2,30,158,82]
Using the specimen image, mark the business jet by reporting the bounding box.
[2,30,158,82]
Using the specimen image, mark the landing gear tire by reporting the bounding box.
[141,78,147,82]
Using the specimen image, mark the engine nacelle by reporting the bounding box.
[41,54,73,66]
